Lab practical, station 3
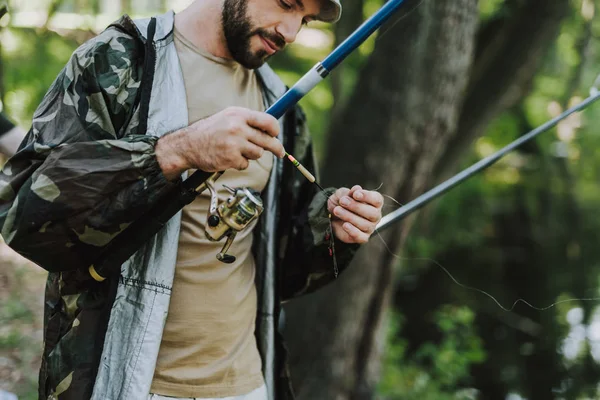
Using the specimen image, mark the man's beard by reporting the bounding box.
[222,0,286,69]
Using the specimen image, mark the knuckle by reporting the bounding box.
[223,107,237,119]
[366,223,375,235]
[337,188,349,198]
[369,212,379,223]
[228,106,243,115]
[271,121,280,136]
[227,120,242,133]
[251,147,263,159]
[238,159,249,170]
[273,140,284,154]
[224,136,237,149]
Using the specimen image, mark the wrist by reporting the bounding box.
[155,129,190,181]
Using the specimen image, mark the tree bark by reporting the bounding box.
[329,0,364,109]
[434,0,571,179]
[283,1,479,399]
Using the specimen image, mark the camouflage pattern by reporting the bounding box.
[0,13,358,400]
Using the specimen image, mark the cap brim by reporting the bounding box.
[317,0,341,23]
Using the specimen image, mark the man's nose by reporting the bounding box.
[276,16,303,44]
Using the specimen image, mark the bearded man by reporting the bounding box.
[0,0,384,399]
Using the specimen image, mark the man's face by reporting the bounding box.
[222,0,323,69]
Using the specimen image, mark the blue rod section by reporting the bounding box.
[265,88,304,119]
[322,0,407,71]
[265,0,408,119]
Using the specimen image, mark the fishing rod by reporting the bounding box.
[376,78,600,233]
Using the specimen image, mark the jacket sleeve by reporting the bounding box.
[280,108,360,301]
[0,27,178,272]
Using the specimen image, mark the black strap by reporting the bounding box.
[138,18,157,134]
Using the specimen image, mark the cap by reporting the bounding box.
[318,0,341,23]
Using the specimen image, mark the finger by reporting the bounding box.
[241,142,264,161]
[352,189,384,208]
[333,206,375,234]
[245,111,280,138]
[338,196,381,222]
[334,187,351,200]
[341,221,370,244]
[348,185,362,196]
[235,155,250,171]
[246,127,285,158]
[328,187,350,213]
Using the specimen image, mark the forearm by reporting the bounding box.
[0,135,178,271]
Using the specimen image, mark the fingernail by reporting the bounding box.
[343,223,352,232]
[340,197,351,206]
[355,191,363,200]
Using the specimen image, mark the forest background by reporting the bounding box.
[1,0,600,399]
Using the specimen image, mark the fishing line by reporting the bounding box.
[376,0,426,41]
[375,231,600,311]
[317,185,600,312]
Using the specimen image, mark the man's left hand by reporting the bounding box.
[327,185,384,244]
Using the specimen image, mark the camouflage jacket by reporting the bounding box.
[0,11,358,400]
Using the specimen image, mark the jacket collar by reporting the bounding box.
[132,10,176,43]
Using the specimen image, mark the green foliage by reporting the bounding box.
[2,28,78,125]
[479,0,505,20]
[379,307,485,399]
[397,0,600,397]
[0,257,45,400]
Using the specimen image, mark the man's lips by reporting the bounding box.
[259,35,279,55]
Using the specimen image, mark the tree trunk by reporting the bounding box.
[434,0,571,179]
[329,0,364,122]
[283,1,479,399]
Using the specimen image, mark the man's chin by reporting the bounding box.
[234,51,270,70]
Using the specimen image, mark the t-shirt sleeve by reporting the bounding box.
[0,112,15,137]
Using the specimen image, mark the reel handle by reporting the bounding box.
[216,233,237,264]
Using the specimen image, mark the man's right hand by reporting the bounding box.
[156,107,285,181]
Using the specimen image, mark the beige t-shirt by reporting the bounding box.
[150,28,273,398]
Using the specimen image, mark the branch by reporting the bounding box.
[434,0,571,179]
[42,0,66,31]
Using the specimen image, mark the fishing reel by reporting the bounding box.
[204,178,264,264]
